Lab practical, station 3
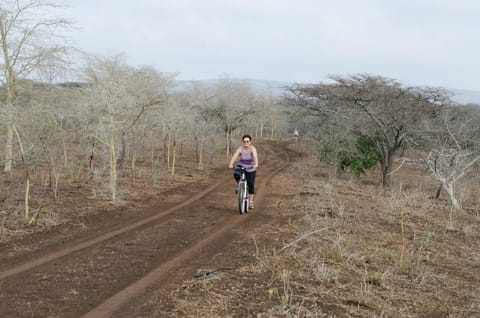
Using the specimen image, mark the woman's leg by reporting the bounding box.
[246,171,256,206]
[233,170,240,191]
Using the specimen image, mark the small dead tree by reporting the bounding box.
[422,148,479,211]
[412,105,480,222]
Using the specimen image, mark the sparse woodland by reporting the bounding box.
[285,75,480,221]
[2,0,478,227]
[1,1,480,316]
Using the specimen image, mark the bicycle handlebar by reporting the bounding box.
[232,165,254,170]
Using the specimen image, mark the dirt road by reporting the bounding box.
[0,140,302,317]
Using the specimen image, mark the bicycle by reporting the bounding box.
[234,166,250,214]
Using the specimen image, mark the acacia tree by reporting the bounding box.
[285,74,442,187]
[161,99,187,176]
[250,93,282,138]
[0,79,75,221]
[83,55,165,202]
[116,66,170,170]
[122,70,174,178]
[0,0,69,172]
[21,80,81,200]
[211,78,257,156]
[181,82,220,169]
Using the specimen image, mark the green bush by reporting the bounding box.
[347,136,380,176]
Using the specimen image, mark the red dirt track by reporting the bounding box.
[0,140,301,317]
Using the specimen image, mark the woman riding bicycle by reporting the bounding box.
[228,134,259,209]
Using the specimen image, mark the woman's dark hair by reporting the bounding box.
[242,134,252,141]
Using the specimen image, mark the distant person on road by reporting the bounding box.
[293,128,299,142]
[228,134,259,209]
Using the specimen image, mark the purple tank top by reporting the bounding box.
[239,148,255,172]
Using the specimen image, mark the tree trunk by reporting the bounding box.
[165,132,170,171]
[382,169,390,188]
[63,138,69,167]
[109,120,117,202]
[171,132,176,176]
[194,135,199,164]
[226,129,231,158]
[198,139,204,170]
[381,152,393,188]
[4,123,13,172]
[131,150,137,172]
[89,138,95,178]
[1,26,15,173]
[12,126,30,220]
[4,79,15,172]
[270,118,276,139]
[435,183,442,199]
[444,182,460,211]
[117,131,126,170]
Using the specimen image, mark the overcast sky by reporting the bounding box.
[58,0,480,90]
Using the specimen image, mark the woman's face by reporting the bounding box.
[242,138,251,146]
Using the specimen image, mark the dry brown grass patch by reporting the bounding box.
[171,153,480,317]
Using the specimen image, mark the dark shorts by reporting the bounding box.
[233,169,256,194]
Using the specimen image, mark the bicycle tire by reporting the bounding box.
[244,182,249,213]
[238,181,248,214]
[238,181,244,213]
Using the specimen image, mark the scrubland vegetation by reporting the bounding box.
[171,144,480,317]
[1,2,480,316]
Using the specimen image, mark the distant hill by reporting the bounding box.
[175,78,291,96]
[177,79,480,105]
[449,89,480,105]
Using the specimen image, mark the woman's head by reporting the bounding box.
[242,134,252,144]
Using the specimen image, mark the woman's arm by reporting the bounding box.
[228,147,241,168]
[252,146,259,168]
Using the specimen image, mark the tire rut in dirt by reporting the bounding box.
[81,142,295,317]
[0,140,300,318]
[112,211,278,318]
[0,179,223,281]
[107,153,299,317]
[0,187,235,318]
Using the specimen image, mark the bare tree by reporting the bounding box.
[210,78,257,157]
[23,80,81,200]
[116,65,170,170]
[82,55,166,202]
[161,99,185,176]
[0,0,70,172]
[251,93,283,138]
[411,105,480,221]
[181,81,220,169]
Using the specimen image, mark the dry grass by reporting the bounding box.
[171,147,480,317]
[0,144,218,244]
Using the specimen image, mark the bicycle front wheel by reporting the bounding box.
[238,181,248,214]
